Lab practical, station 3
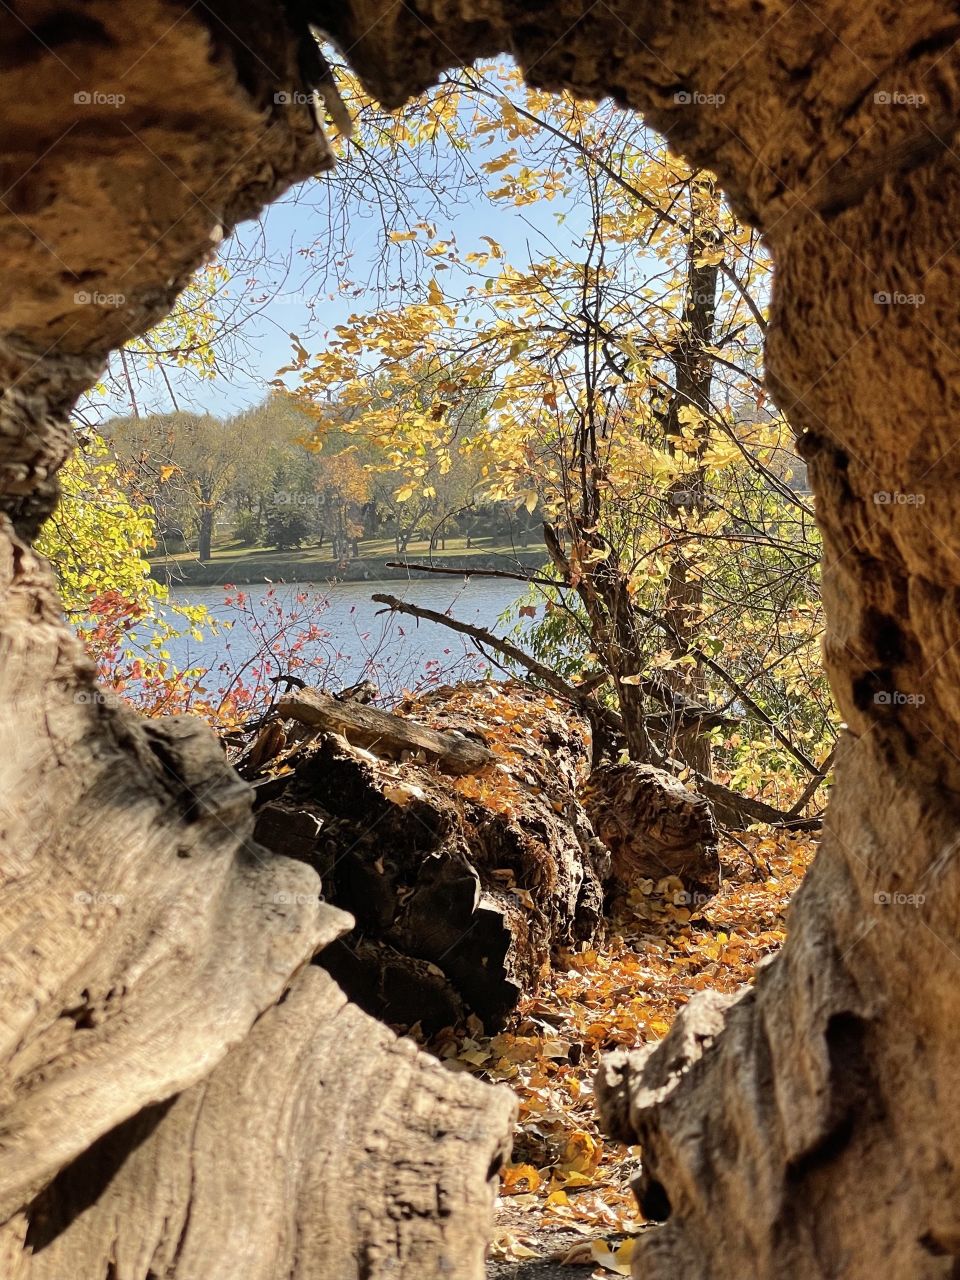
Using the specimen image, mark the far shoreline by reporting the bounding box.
[150,547,549,588]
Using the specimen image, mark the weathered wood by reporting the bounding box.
[6,3,960,1280]
[580,763,720,899]
[0,618,344,1222]
[13,968,515,1280]
[254,683,607,1029]
[275,687,496,774]
[0,10,516,1277]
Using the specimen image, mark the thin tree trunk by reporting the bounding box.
[662,179,721,778]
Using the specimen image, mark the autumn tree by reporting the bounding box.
[286,352,494,555]
[287,74,831,818]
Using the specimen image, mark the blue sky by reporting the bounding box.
[98,93,599,422]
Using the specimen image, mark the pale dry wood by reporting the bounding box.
[0,8,517,1274]
[16,967,516,1280]
[275,686,497,774]
[5,2,960,1279]
[0,538,349,1222]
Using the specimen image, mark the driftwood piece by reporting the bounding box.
[580,763,721,899]
[13,967,515,1280]
[254,682,607,1029]
[275,687,496,775]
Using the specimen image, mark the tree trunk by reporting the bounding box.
[581,763,720,900]
[662,181,721,778]
[12,966,514,1280]
[6,3,960,1279]
[0,8,516,1277]
[197,502,213,562]
[309,3,960,1277]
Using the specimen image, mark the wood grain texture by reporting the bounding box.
[0,8,517,1275]
[17,967,515,1280]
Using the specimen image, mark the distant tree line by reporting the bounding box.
[106,393,541,562]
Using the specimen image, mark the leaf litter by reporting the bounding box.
[425,829,816,1272]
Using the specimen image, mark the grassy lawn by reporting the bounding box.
[152,533,546,568]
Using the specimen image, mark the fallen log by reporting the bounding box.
[252,681,608,1030]
[274,687,496,775]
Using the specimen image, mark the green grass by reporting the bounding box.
[152,532,545,568]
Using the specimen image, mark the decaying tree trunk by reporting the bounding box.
[0,7,516,1278]
[581,764,720,900]
[7,967,513,1280]
[7,2,960,1279]
[314,4,960,1277]
[251,682,607,1029]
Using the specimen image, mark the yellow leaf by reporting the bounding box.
[501,1163,542,1194]
[523,489,538,514]
[590,1237,637,1275]
[427,276,444,306]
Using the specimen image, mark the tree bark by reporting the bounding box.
[662,181,721,777]
[322,3,960,1277]
[251,682,607,1029]
[581,763,720,900]
[6,2,960,1279]
[0,6,516,1276]
[10,967,515,1280]
[197,502,214,562]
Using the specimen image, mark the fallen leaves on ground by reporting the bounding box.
[432,829,817,1261]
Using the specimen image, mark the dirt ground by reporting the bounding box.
[486,1204,645,1279]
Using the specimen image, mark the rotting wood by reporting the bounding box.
[275,686,496,774]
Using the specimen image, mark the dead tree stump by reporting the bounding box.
[580,763,721,900]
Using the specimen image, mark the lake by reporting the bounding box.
[161,576,528,700]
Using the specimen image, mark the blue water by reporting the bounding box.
[160,576,527,701]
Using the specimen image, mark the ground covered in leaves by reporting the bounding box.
[422,830,817,1278]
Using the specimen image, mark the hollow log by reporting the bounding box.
[6,2,960,1279]
[0,7,516,1277]
[253,682,607,1029]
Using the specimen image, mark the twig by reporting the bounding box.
[787,745,836,817]
[385,560,565,590]
[725,831,771,882]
